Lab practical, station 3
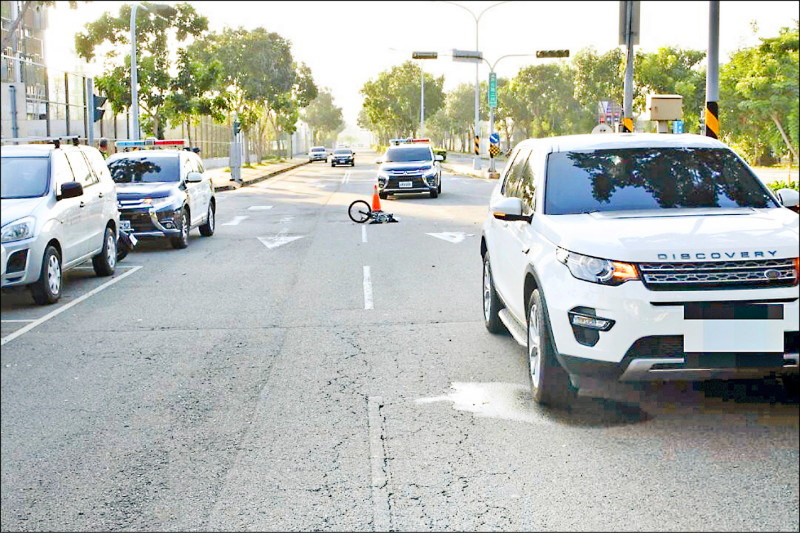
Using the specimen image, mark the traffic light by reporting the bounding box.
[92,94,106,122]
[452,49,483,62]
[233,120,240,136]
[412,51,438,59]
[536,50,570,58]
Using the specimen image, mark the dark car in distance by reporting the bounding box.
[331,148,355,167]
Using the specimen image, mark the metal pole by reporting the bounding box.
[130,4,141,140]
[622,1,634,132]
[84,76,91,145]
[474,20,481,170]
[420,66,424,135]
[10,85,19,138]
[704,0,720,139]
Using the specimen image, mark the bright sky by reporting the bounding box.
[47,1,799,129]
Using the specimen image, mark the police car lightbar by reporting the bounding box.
[115,139,187,148]
[411,138,431,143]
[1,135,81,148]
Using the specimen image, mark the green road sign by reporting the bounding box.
[488,72,497,108]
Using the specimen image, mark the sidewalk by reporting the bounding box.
[206,156,310,192]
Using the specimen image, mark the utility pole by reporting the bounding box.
[619,1,639,133]
[412,51,438,136]
[704,1,720,139]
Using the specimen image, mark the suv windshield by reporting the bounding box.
[1,157,50,199]
[334,149,351,155]
[384,147,432,163]
[544,147,778,214]
[108,155,180,184]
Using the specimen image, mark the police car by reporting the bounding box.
[106,139,215,250]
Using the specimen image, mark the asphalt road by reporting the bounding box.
[2,153,798,531]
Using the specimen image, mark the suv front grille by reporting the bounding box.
[638,259,797,291]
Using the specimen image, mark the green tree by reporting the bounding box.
[304,88,344,146]
[508,63,579,138]
[359,61,444,142]
[75,2,208,138]
[571,47,625,132]
[721,22,798,164]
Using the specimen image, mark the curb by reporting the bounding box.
[213,160,310,192]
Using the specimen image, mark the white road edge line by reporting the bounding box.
[1,319,36,323]
[368,396,391,531]
[363,265,374,310]
[1,266,143,347]
[362,225,367,243]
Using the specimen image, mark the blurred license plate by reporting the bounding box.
[120,220,131,231]
[399,181,412,188]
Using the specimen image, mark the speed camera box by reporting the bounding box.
[646,94,683,121]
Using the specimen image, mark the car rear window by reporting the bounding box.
[544,147,778,214]
[108,155,180,183]
[384,147,432,162]
[0,156,50,199]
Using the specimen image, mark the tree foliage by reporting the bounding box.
[303,88,344,146]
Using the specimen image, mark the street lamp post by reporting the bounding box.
[437,1,509,170]
[130,2,147,141]
[412,51,438,137]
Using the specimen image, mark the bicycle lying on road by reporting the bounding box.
[348,200,398,224]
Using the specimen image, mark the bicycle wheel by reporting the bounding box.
[348,200,372,223]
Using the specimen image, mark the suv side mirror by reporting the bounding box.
[375,158,383,164]
[776,188,799,209]
[491,196,532,223]
[186,171,203,183]
[59,181,83,200]
[434,155,444,162]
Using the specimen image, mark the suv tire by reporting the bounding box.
[527,288,577,407]
[199,203,215,237]
[430,190,439,198]
[31,245,62,305]
[92,225,117,276]
[171,208,190,249]
[482,253,505,333]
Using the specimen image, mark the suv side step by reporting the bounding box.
[499,309,527,347]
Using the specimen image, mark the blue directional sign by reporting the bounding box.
[672,120,684,134]
[489,132,500,144]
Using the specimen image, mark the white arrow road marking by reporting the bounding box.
[280,216,294,224]
[257,235,304,250]
[426,232,475,244]
[221,215,248,226]
[248,205,274,211]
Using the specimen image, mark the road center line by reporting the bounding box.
[1,266,143,347]
[362,225,367,243]
[368,396,391,531]
[363,266,374,310]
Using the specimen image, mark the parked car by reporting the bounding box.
[106,144,215,250]
[481,133,800,406]
[331,148,355,167]
[376,141,443,199]
[1,139,120,304]
[308,146,328,162]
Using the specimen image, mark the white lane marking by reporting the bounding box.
[279,216,294,224]
[362,225,367,243]
[426,232,475,244]
[1,266,143,347]
[1,319,36,323]
[368,396,391,531]
[363,266,374,310]
[257,235,304,250]
[248,205,274,211]
[342,170,351,185]
[221,215,248,226]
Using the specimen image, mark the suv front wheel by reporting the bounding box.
[31,245,62,305]
[527,288,577,407]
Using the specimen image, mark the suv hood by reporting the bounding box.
[116,182,176,200]
[1,197,47,227]
[380,162,433,172]
[536,208,800,262]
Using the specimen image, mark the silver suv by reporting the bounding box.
[1,140,120,304]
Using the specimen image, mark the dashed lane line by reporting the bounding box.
[363,266,374,310]
[1,266,143,347]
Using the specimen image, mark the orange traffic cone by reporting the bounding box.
[372,185,382,212]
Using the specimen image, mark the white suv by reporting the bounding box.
[1,140,120,304]
[481,133,800,406]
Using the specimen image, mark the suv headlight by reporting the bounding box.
[377,171,389,185]
[556,247,639,286]
[422,167,437,178]
[1,216,36,243]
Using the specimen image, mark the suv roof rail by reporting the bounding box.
[1,135,82,148]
